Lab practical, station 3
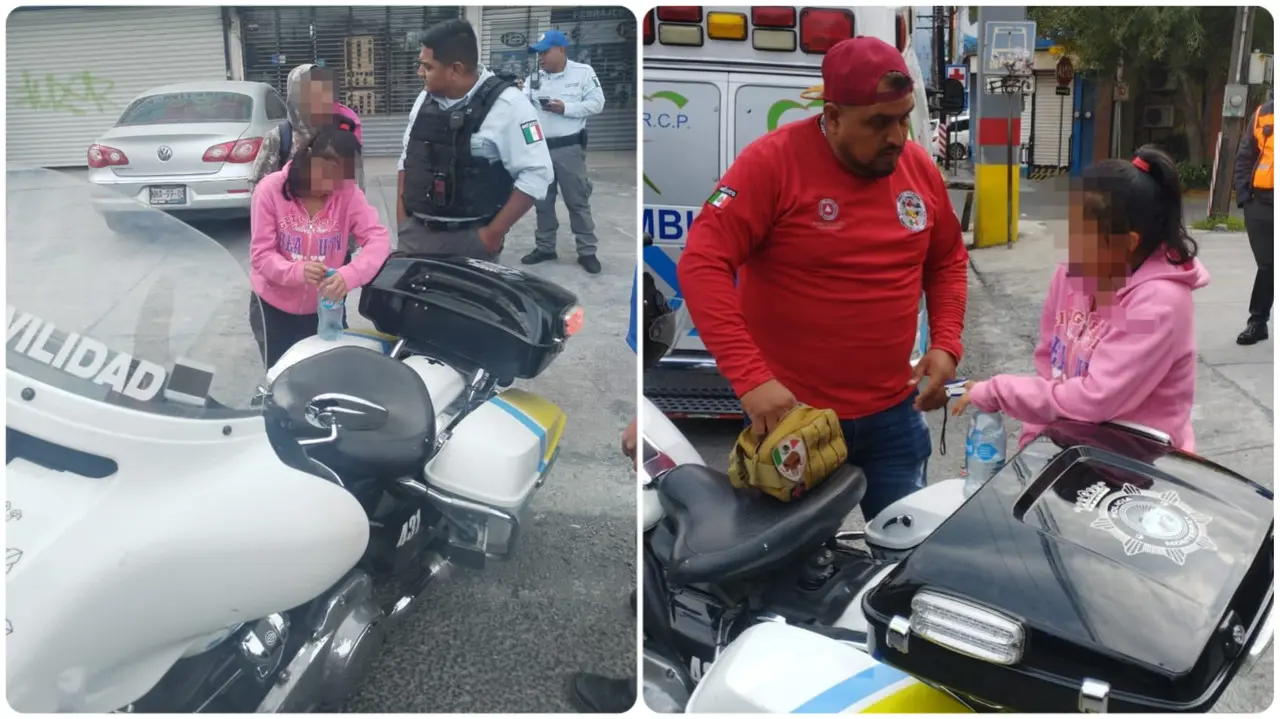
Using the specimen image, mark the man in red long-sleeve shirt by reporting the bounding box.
[677,37,969,519]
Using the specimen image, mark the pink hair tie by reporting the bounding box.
[1132,157,1151,172]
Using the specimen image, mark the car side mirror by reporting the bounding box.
[298,393,389,446]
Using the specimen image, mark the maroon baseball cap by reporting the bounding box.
[815,36,914,106]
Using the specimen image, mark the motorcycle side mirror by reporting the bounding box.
[303,393,389,436]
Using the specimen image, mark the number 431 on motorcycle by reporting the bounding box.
[396,510,422,548]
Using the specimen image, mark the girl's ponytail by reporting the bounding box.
[1131,144,1198,265]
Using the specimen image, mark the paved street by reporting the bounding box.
[146,152,639,712]
[669,216,1274,711]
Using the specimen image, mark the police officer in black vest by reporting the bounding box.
[396,19,554,260]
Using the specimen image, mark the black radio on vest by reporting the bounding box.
[402,76,514,221]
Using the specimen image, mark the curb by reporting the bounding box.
[962,220,1053,251]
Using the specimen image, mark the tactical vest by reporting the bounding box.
[402,76,515,220]
[1252,103,1274,191]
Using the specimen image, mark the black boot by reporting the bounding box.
[1237,318,1270,345]
[568,673,636,713]
[522,249,558,265]
[578,254,602,274]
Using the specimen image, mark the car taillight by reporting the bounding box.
[643,10,654,45]
[656,6,702,23]
[751,7,796,28]
[896,12,909,52]
[798,8,855,54]
[87,144,129,169]
[706,11,747,41]
[563,306,585,337]
[203,137,263,164]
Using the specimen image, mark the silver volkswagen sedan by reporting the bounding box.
[88,80,287,230]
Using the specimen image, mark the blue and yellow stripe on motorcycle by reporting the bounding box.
[793,664,971,714]
[489,389,567,473]
[342,328,398,355]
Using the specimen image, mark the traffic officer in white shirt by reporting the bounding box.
[519,29,607,274]
[396,18,554,261]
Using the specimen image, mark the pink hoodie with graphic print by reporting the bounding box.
[250,164,391,315]
[968,252,1210,452]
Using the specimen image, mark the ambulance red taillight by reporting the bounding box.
[751,7,797,28]
[896,12,909,52]
[656,6,704,46]
[656,6,702,23]
[643,10,654,45]
[751,6,798,52]
[798,8,855,54]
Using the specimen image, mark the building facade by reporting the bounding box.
[7,5,637,167]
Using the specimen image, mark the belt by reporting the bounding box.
[546,131,585,150]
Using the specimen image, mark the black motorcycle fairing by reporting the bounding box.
[658,464,867,586]
[267,346,436,478]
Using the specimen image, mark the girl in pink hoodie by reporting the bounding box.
[249,124,392,366]
[953,145,1210,452]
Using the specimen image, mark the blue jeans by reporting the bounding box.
[839,392,931,521]
[744,391,930,522]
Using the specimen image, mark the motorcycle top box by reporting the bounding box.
[359,254,583,383]
[862,421,1274,713]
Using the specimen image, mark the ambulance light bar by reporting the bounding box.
[647,6,856,54]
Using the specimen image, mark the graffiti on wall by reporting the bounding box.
[18,70,116,115]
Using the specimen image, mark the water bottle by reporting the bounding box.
[317,269,344,341]
[963,410,1007,498]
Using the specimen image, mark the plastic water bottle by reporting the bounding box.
[963,410,1007,498]
[317,269,344,341]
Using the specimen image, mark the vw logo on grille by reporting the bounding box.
[157,146,173,161]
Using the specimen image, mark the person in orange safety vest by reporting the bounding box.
[1233,95,1274,345]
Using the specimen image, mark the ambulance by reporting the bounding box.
[642,6,935,418]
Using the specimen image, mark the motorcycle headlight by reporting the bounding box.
[908,590,1025,666]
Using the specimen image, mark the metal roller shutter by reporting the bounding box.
[7,6,228,167]
[480,6,636,151]
[1032,72,1073,168]
[238,6,464,157]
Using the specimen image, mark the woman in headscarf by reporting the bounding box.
[250,64,365,191]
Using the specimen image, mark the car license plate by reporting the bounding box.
[149,186,187,205]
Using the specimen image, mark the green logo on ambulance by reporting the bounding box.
[766,98,824,132]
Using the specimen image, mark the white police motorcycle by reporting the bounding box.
[6,168,581,712]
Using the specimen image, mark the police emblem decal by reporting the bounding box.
[896,190,928,232]
[1075,481,1217,565]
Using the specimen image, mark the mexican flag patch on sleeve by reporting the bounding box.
[521,120,545,145]
[707,186,737,208]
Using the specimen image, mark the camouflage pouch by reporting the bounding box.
[728,405,849,502]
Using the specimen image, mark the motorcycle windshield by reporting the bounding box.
[6,167,264,418]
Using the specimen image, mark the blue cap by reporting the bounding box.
[528,29,569,53]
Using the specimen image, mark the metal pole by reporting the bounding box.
[1057,94,1065,167]
[935,6,946,94]
[943,112,951,172]
[1007,84,1015,248]
[1209,6,1256,218]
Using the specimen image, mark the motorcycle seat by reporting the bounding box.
[657,463,866,587]
[268,346,436,478]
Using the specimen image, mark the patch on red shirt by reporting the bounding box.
[896,190,928,232]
